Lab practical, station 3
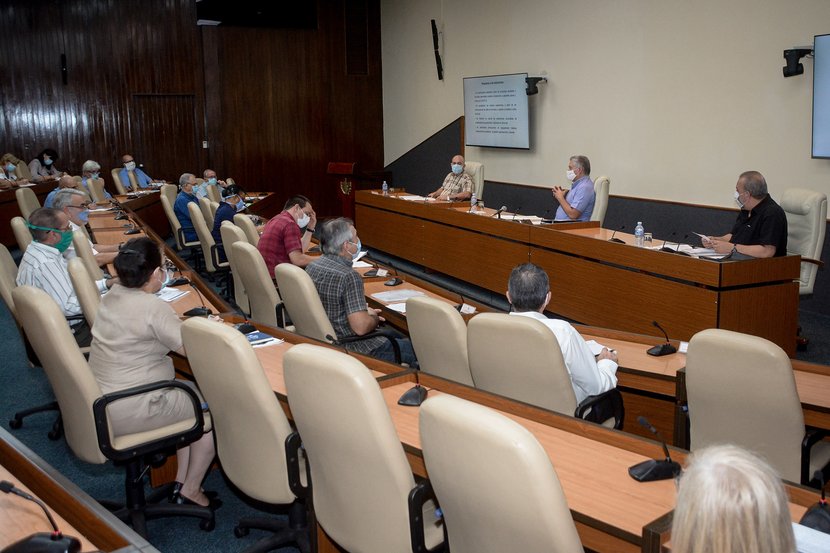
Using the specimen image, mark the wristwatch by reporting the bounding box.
[305,227,315,234]
[731,244,738,255]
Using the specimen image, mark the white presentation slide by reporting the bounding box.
[813,34,830,158]
[464,73,530,149]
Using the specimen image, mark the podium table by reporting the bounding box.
[355,191,800,355]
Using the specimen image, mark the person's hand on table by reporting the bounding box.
[598,347,618,363]
[709,239,735,254]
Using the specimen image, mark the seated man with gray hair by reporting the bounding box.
[173,173,199,243]
[702,170,787,258]
[17,208,117,346]
[43,174,84,209]
[80,159,112,200]
[306,217,418,366]
[53,188,120,266]
[507,263,617,403]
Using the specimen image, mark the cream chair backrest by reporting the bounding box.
[232,242,281,327]
[160,183,177,207]
[15,160,32,180]
[781,188,827,295]
[685,328,805,482]
[12,285,107,464]
[274,262,336,342]
[467,313,577,415]
[420,394,583,553]
[206,184,221,204]
[464,161,484,199]
[16,187,40,219]
[220,222,249,313]
[284,344,442,553]
[234,213,260,246]
[87,178,108,204]
[160,193,187,250]
[188,202,223,273]
[11,216,32,253]
[182,318,296,504]
[405,296,473,385]
[0,243,18,319]
[209,201,219,221]
[198,196,215,230]
[591,175,611,225]
[67,258,101,327]
[71,229,104,281]
[109,168,127,195]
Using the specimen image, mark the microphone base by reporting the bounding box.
[2,532,81,553]
[628,459,681,482]
[398,385,428,407]
[647,343,677,357]
[608,238,625,243]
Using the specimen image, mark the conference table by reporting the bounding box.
[0,426,157,552]
[354,190,801,356]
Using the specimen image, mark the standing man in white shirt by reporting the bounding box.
[16,208,117,346]
[506,263,617,403]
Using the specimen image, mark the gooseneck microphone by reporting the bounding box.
[491,205,508,219]
[183,281,212,317]
[647,320,677,357]
[628,418,682,482]
[799,470,830,533]
[0,480,81,552]
[608,224,626,243]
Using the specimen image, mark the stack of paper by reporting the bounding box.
[370,289,425,303]
[157,287,189,302]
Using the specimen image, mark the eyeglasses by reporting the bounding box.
[67,202,91,210]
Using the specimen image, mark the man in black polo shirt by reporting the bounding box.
[702,171,787,258]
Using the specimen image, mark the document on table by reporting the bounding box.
[585,339,611,356]
[370,289,426,303]
[399,195,428,201]
[157,287,189,302]
[385,303,407,313]
[352,260,373,268]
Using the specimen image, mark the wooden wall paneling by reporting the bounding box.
[131,94,199,181]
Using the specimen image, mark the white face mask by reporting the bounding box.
[734,190,745,208]
[125,161,136,171]
[566,169,577,181]
[297,212,310,228]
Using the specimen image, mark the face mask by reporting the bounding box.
[207,177,217,186]
[54,229,73,252]
[235,200,246,211]
[451,163,463,175]
[77,209,90,224]
[5,163,15,173]
[90,172,99,180]
[734,190,745,208]
[566,169,577,181]
[125,161,136,171]
[44,158,53,166]
[157,268,172,289]
[297,212,310,228]
[349,239,362,261]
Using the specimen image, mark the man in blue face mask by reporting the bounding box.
[210,185,246,263]
[306,217,419,367]
[16,208,117,346]
[53,189,120,266]
[427,154,474,201]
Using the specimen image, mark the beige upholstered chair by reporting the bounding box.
[591,175,610,226]
[188,203,229,290]
[15,187,40,219]
[15,160,33,180]
[420,394,583,553]
[11,216,32,253]
[160,183,177,208]
[198,196,215,230]
[283,344,444,553]
[160,192,200,251]
[0,243,42,371]
[219,222,250,313]
[464,161,484,199]
[181,318,310,552]
[86,177,109,204]
[232,242,283,327]
[781,188,827,295]
[71,229,104,281]
[206,184,221,204]
[686,328,830,486]
[12,285,214,536]
[234,213,260,246]
[467,313,623,428]
[67,258,101,327]
[405,296,473,385]
[109,168,129,195]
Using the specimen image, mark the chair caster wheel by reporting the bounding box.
[47,429,61,440]
[9,419,22,429]
[199,517,216,531]
[234,525,249,538]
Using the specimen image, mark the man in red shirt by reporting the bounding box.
[257,195,318,277]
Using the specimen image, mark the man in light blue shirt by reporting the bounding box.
[552,155,595,222]
[118,153,154,190]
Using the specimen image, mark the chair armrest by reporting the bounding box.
[408,479,444,553]
[332,329,402,364]
[93,380,205,462]
[285,431,309,498]
[575,388,625,429]
[801,257,825,268]
[801,427,829,485]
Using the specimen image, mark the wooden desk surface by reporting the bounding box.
[0,427,154,552]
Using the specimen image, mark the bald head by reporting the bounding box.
[59,175,78,189]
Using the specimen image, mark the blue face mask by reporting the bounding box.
[77,209,90,223]
[44,158,53,166]
[451,163,463,175]
[349,239,362,261]
[5,163,15,173]
[90,172,99,180]
[208,177,217,186]
[235,200,246,211]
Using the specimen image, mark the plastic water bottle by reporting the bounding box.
[381,180,389,196]
[470,192,477,212]
[634,221,645,247]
